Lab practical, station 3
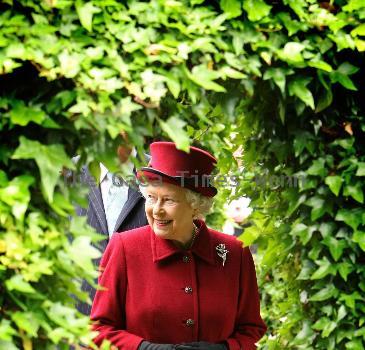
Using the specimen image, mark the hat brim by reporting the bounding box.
[137,167,217,197]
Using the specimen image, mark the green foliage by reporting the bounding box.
[1,0,365,349]
[229,1,365,349]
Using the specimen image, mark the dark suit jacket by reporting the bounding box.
[76,166,147,315]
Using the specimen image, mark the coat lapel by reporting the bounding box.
[113,186,144,232]
[83,167,108,236]
[151,219,216,265]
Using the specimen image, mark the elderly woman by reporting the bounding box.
[90,142,266,350]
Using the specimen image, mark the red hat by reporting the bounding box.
[137,142,217,197]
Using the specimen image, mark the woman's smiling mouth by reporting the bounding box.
[155,219,172,227]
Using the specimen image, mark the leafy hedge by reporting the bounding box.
[232,1,365,349]
[1,0,364,349]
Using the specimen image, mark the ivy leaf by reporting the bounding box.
[0,320,17,342]
[343,182,364,203]
[355,162,365,176]
[76,1,100,32]
[307,158,327,178]
[242,0,271,22]
[310,257,336,279]
[285,192,306,217]
[43,301,88,331]
[290,223,313,245]
[296,259,315,280]
[220,66,247,79]
[333,73,357,90]
[11,312,40,337]
[337,305,347,322]
[0,175,34,220]
[0,340,19,350]
[319,222,336,239]
[316,88,333,113]
[293,321,315,345]
[337,262,354,282]
[42,116,61,129]
[6,43,26,58]
[47,327,72,344]
[340,291,362,309]
[335,208,363,231]
[5,275,36,294]
[312,316,329,330]
[187,65,226,92]
[9,102,46,126]
[66,236,100,271]
[277,12,308,36]
[58,50,83,78]
[355,38,365,51]
[310,284,338,301]
[0,170,8,187]
[308,241,322,260]
[278,42,305,64]
[345,339,364,350]
[293,131,313,156]
[305,196,331,221]
[352,230,365,251]
[241,225,260,245]
[330,65,358,91]
[165,74,181,99]
[69,216,104,242]
[322,321,337,337]
[328,31,356,51]
[312,317,337,337]
[49,191,78,217]
[288,77,315,109]
[332,138,355,150]
[220,0,242,18]
[323,237,347,261]
[337,62,360,75]
[343,0,365,11]
[159,117,190,152]
[325,175,343,196]
[12,137,75,202]
[263,68,287,94]
[308,60,333,72]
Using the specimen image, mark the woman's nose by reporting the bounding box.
[152,200,164,215]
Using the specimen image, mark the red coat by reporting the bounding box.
[91,220,266,350]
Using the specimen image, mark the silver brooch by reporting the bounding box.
[216,244,229,266]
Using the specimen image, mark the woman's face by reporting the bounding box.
[144,182,196,246]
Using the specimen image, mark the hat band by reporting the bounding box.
[139,167,216,191]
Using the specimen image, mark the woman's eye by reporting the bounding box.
[165,198,175,204]
[146,195,156,203]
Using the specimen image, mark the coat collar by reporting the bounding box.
[151,220,216,265]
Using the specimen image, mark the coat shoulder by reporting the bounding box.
[111,225,151,263]
[114,225,150,247]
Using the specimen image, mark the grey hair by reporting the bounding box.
[139,185,213,218]
[184,188,213,219]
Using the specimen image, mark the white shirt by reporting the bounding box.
[99,163,129,237]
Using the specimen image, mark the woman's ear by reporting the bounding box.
[192,208,199,219]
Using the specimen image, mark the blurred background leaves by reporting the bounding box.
[0,0,365,349]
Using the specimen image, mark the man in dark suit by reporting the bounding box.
[74,146,148,315]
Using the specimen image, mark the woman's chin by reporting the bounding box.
[154,226,171,238]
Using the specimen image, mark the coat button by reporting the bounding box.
[186,318,195,327]
[184,286,193,294]
[182,255,190,263]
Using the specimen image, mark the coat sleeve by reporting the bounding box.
[226,247,267,350]
[90,234,144,350]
